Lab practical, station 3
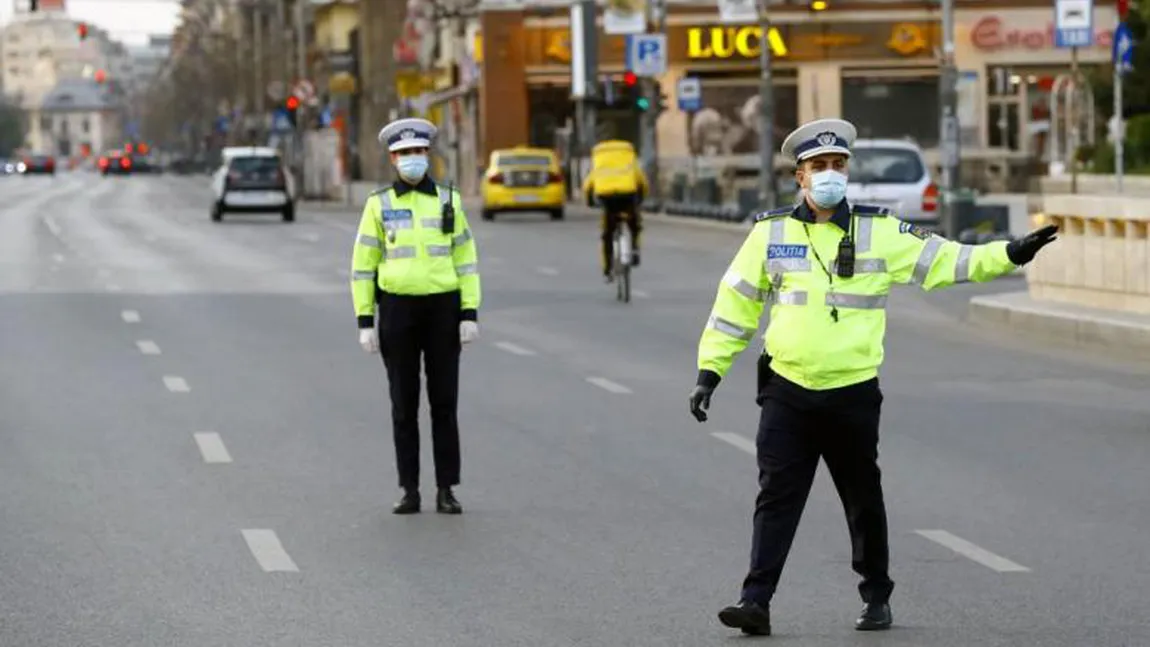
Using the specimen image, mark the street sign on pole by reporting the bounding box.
[1114,21,1135,74]
[1054,0,1093,48]
[718,0,756,23]
[625,33,667,77]
[1113,20,1134,193]
[677,77,701,112]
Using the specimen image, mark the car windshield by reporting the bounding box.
[848,148,925,184]
[231,156,280,172]
[496,155,551,167]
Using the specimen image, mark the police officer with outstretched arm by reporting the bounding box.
[687,118,1057,636]
[350,118,481,515]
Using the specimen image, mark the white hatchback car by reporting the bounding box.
[845,139,938,225]
[210,147,296,222]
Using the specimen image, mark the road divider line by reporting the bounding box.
[914,529,1030,573]
[136,340,161,355]
[632,289,651,299]
[163,376,190,393]
[193,432,233,463]
[44,216,62,237]
[536,266,559,276]
[711,431,756,456]
[586,376,632,394]
[121,310,141,323]
[241,529,299,572]
[495,341,536,356]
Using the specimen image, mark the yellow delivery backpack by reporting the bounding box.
[589,140,640,196]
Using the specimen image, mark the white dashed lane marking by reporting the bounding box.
[163,376,190,393]
[136,340,161,355]
[711,431,756,455]
[193,432,233,464]
[495,341,536,356]
[914,530,1030,573]
[536,266,559,276]
[44,216,62,237]
[121,310,141,323]
[586,376,632,394]
[52,253,66,263]
[632,289,651,299]
[241,529,299,572]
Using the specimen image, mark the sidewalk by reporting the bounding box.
[969,291,1150,357]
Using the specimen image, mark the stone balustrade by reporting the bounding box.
[1027,194,1150,314]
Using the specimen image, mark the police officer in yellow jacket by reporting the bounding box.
[688,118,1057,636]
[350,117,481,516]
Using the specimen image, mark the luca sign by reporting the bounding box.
[687,26,788,59]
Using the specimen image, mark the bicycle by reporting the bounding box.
[612,214,633,303]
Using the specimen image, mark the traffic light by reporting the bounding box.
[77,22,88,40]
[622,71,638,88]
[284,96,300,125]
[94,69,106,84]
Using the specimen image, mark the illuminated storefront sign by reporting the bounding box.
[686,26,788,59]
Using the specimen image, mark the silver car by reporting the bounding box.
[845,138,938,224]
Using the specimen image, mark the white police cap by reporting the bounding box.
[780,118,857,162]
[378,117,437,152]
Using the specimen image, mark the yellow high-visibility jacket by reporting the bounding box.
[350,178,481,328]
[696,201,1017,391]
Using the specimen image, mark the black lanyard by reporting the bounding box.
[802,223,840,323]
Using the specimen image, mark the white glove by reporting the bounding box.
[460,321,479,345]
[358,328,379,354]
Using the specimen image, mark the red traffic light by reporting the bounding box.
[285,96,300,110]
[77,22,88,39]
[623,71,637,87]
[94,69,106,83]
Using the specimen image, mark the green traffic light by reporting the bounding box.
[637,97,650,110]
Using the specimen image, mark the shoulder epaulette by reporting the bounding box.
[368,185,391,197]
[852,204,892,217]
[754,206,795,222]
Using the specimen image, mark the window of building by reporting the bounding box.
[984,64,1099,160]
[81,118,90,134]
[841,68,939,148]
[40,115,51,131]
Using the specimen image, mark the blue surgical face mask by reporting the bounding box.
[807,169,847,209]
[396,154,428,182]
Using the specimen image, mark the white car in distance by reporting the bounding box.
[845,138,939,225]
[210,147,296,222]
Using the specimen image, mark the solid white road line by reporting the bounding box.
[632,289,651,299]
[193,432,233,464]
[914,529,1030,573]
[536,266,560,276]
[43,216,62,237]
[136,340,161,355]
[711,431,757,456]
[121,310,141,323]
[586,376,632,394]
[163,376,190,393]
[495,341,536,356]
[241,529,299,573]
[294,232,321,243]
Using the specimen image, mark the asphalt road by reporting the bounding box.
[2,172,1149,646]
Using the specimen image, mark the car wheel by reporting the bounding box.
[481,209,495,221]
[550,208,564,221]
[282,203,295,223]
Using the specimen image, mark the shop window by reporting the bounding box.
[987,102,1020,150]
[841,71,939,148]
[527,84,576,150]
[984,65,1093,157]
[685,73,798,156]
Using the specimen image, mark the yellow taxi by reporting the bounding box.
[481,146,566,221]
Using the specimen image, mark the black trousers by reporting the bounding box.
[599,193,642,274]
[741,375,894,606]
[376,290,462,490]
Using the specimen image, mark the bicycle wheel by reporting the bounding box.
[616,228,631,303]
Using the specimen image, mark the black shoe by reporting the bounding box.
[631,251,640,267]
[855,602,892,631]
[392,489,420,515]
[436,487,462,514]
[717,600,771,636]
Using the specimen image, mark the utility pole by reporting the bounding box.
[938,0,961,238]
[757,0,776,207]
[640,0,665,203]
[570,0,598,186]
[1069,44,1080,194]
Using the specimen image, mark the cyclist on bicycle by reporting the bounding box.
[582,140,650,281]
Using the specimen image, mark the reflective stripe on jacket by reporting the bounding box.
[697,205,1015,391]
[350,185,481,322]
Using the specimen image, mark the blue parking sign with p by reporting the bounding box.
[626,34,667,77]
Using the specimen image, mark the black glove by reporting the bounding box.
[1006,224,1059,266]
[689,385,713,423]
[689,370,722,423]
[586,193,595,208]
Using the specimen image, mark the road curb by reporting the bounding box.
[968,290,1150,357]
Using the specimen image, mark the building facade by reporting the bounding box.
[32,77,121,156]
[478,1,1117,172]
